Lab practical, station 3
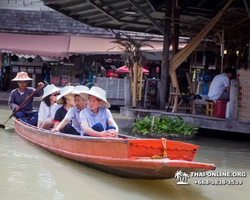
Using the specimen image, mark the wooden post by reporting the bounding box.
[124,74,131,107]
[248,37,250,68]
[160,0,172,110]
[229,80,238,121]
[194,50,197,92]
[172,1,180,55]
[132,62,138,107]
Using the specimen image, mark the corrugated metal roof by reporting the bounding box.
[42,0,249,40]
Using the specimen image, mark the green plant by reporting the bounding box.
[132,116,198,136]
[132,116,152,135]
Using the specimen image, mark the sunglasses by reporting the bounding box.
[52,93,59,96]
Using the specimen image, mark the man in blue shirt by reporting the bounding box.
[80,86,118,137]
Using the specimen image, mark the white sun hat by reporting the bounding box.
[41,84,60,100]
[86,86,110,108]
[56,86,75,104]
[71,85,89,101]
[12,71,33,81]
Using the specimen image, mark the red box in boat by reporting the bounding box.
[214,100,228,118]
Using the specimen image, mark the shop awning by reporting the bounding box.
[68,36,186,55]
[0,33,70,58]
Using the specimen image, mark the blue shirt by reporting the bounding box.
[80,107,112,134]
[65,106,82,133]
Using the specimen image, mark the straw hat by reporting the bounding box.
[41,84,60,100]
[12,71,33,81]
[86,86,110,108]
[56,86,75,104]
[71,85,89,101]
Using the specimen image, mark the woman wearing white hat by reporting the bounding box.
[37,84,60,129]
[80,86,118,137]
[52,85,89,135]
[53,86,75,131]
[8,71,44,126]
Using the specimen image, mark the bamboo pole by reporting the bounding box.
[151,116,155,131]
[194,50,197,92]
[132,62,138,107]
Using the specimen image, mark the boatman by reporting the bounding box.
[51,85,89,135]
[8,71,44,126]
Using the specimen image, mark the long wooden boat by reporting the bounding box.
[14,119,215,179]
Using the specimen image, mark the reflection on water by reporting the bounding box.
[0,110,250,200]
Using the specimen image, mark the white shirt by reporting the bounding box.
[65,106,82,134]
[208,73,229,100]
[38,101,54,123]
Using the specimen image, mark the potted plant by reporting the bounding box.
[132,116,198,139]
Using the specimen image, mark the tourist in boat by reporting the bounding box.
[208,67,235,101]
[80,86,118,137]
[51,85,89,135]
[8,71,44,126]
[37,84,60,129]
[53,86,75,131]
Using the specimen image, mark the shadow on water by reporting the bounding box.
[197,128,250,142]
[33,149,212,200]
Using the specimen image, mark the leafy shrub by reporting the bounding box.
[132,116,198,136]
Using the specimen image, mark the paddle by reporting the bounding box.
[0,86,42,129]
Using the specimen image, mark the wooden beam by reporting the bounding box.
[88,0,118,21]
[198,0,208,7]
[169,0,233,72]
[43,0,63,5]
[59,0,87,10]
[128,0,164,34]
[146,0,156,12]
[243,0,250,20]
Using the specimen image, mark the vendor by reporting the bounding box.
[208,68,234,101]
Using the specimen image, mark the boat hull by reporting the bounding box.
[14,119,215,179]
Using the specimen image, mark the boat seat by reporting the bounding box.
[206,100,214,116]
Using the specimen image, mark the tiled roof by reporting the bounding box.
[0,9,111,36]
[0,9,164,40]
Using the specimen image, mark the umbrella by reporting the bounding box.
[115,65,149,75]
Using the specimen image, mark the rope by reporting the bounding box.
[161,138,167,158]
